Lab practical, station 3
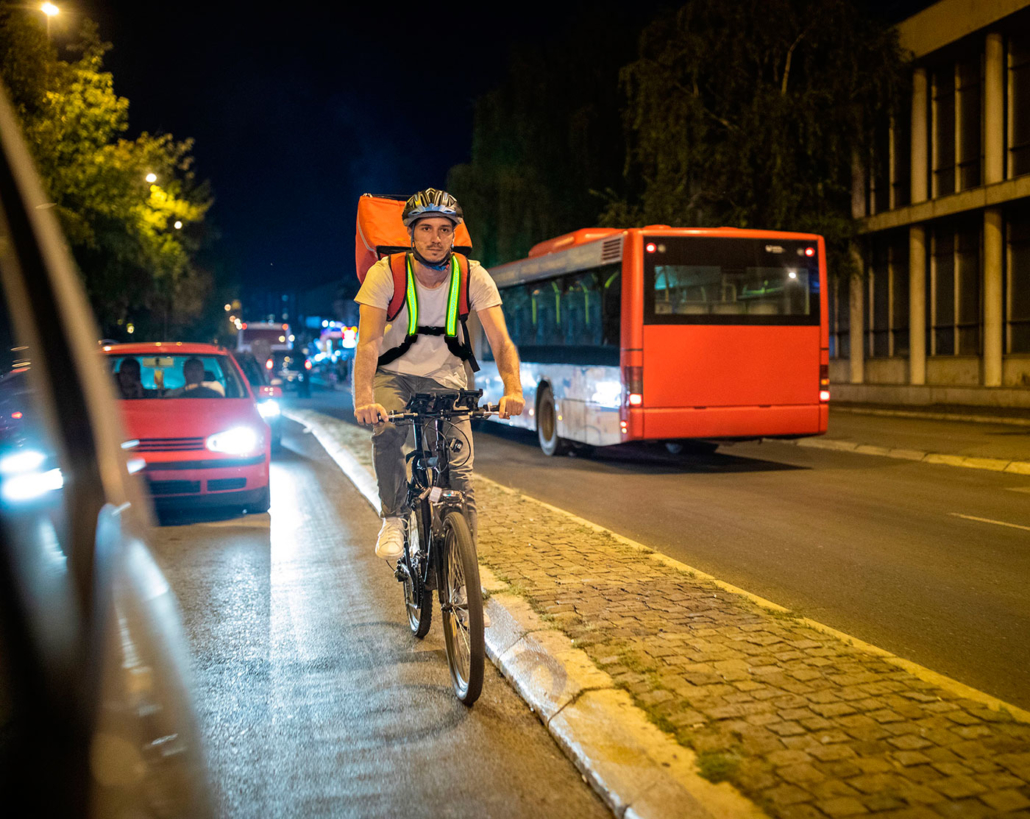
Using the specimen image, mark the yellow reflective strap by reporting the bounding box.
[405,255,418,335]
[445,255,461,337]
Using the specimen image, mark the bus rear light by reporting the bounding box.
[645,242,657,253]
[819,363,829,388]
[623,366,643,407]
[620,420,628,432]
[805,247,815,257]
[820,390,830,402]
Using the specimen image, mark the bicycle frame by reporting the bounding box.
[397,390,486,595]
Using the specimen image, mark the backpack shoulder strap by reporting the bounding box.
[386,254,408,321]
[455,254,471,318]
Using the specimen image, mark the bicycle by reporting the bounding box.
[387,389,498,706]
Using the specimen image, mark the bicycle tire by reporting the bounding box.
[402,506,432,638]
[440,511,485,705]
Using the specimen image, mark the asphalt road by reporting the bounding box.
[298,387,1030,712]
[148,420,610,819]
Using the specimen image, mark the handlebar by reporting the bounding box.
[386,403,500,423]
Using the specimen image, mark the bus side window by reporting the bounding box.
[602,267,621,346]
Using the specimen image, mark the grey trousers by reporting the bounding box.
[372,370,476,531]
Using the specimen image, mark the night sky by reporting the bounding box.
[57,0,933,297]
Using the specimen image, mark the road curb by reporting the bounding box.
[285,408,768,818]
[782,435,1030,475]
[832,405,1030,427]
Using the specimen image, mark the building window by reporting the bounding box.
[869,122,891,215]
[932,65,956,197]
[1010,34,1030,178]
[956,55,982,191]
[868,239,890,357]
[829,273,850,359]
[1008,205,1030,353]
[892,237,910,356]
[932,227,955,354]
[931,218,982,356]
[956,223,982,354]
[892,112,911,208]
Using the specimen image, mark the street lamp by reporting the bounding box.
[173,220,183,230]
[145,172,157,184]
[41,3,58,38]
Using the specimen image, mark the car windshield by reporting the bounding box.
[109,353,248,399]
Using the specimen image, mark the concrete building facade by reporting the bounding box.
[833,0,1030,407]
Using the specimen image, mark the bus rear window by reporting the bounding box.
[644,237,820,325]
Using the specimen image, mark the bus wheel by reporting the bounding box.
[537,386,569,456]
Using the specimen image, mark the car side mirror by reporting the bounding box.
[259,385,282,398]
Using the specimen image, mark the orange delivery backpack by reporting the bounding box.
[354,193,473,282]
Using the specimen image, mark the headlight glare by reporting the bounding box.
[257,399,281,419]
[206,426,261,455]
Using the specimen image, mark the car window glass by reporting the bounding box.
[107,353,247,398]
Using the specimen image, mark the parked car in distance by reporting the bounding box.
[0,81,213,816]
[233,349,283,451]
[267,349,311,397]
[103,342,271,511]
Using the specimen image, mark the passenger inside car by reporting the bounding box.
[116,357,147,399]
[166,357,223,398]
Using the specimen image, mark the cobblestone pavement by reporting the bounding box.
[295,411,1030,818]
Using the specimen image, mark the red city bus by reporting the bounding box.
[474,226,829,455]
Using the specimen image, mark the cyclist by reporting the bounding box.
[353,188,525,559]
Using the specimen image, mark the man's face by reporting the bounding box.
[409,217,454,265]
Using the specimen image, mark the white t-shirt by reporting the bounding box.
[355,256,502,388]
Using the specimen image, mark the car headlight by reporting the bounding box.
[257,399,281,419]
[206,426,262,455]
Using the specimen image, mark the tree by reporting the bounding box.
[447,8,641,267]
[0,5,213,338]
[607,0,907,273]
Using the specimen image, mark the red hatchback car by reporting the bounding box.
[104,342,271,511]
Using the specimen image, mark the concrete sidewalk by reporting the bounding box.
[287,408,1030,819]
[785,405,1030,475]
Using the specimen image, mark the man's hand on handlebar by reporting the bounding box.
[498,394,525,419]
[354,402,390,426]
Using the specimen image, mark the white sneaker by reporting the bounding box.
[375,517,405,560]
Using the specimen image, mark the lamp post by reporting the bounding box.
[41,3,58,38]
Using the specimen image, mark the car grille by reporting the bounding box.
[208,478,246,491]
[148,480,201,495]
[136,437,206,452]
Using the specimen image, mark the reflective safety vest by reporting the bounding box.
[376,253,480,372]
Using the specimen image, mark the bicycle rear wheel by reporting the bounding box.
[440,511,484,705]
[402,506,432,638]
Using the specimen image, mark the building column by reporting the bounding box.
[985,33,1004,186]
[911,67,929,204]
[849,245,865,384]
[984,208,1004,386]
[909,225,927,385]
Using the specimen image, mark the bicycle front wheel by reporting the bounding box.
[440,511,485,705]
[403,506,432,638]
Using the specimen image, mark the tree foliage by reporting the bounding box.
[0,4,213,338]
[447,10,639,267]
[607,0,907,271]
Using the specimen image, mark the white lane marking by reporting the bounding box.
[949,512,1030,533]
